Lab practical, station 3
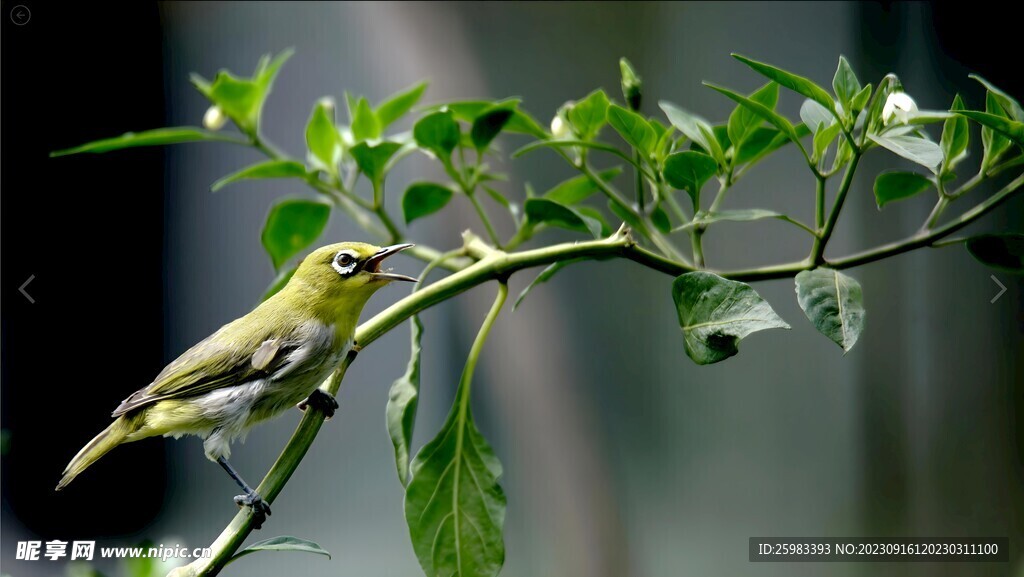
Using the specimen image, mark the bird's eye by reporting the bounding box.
[337,254,353,266]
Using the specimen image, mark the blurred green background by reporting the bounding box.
[3,2,1022,576]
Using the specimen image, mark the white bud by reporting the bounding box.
[550,115,569,138]
[882,92,917,126]
[318,96,336,116]
[203,105,227,131]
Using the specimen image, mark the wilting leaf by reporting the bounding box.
[795,268,865,352]
[387,317,423,486]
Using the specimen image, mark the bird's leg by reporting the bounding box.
[297,389,339,419]
[216,456,271,529]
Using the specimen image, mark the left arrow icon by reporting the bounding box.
[19,275,36,304]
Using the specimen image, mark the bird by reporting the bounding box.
[56,242,417,528]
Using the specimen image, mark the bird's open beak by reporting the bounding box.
[367,243,418,282]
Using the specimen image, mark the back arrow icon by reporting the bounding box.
[990,275,1006,304]
[19,276,35,305]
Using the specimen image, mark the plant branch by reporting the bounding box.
[468,192,503,248]
[810,152,861,264]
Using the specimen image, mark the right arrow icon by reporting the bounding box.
[990,275,1006,304]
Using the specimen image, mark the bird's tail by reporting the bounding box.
[56,416,137,490]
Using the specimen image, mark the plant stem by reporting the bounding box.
[690,228,706,268]
[814,175,826,230]
[634,150,645,213]
[468,192,503,248]
[810,152,861,264]
[922,196,950,231]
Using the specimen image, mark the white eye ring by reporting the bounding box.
[332,251,359,276]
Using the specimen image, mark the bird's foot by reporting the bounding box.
[234,492,272,530]
[297,389,339,419]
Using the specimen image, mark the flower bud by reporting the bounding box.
[203,106,228,131]
[550,115,570,139]
[881,92,917,126]
[620,57,643,111]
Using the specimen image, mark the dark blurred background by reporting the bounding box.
[2,2,1022,576]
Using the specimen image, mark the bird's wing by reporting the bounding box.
[112,318,300,417]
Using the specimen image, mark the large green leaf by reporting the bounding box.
[471,106,515,152]
[228,536,331,565]
[543,167,622,205]
[403,182,454,224]
[832,56,861,111]
[387,317,423,487]
[50,127,238,157]
[350,96,382,142]
[261,198,331,270]
[795,268,865,352]
[350,141,402,184]
[959,110,1024,150]
[404,297,506,577]
[191,49,292,132]
[672,272,790,365]
[727,82,778,152]
[414,110,460,159]
[966,233,1024,274]
[940,94,969,173]
[978,91,1014,170]
[970,74,1023,121]
[732,54,836,116]
[567,89,610,141]
[663,151,717,209]
[524,198,602,238]
[306,101,342,174]
[873,171,933,209]
[376,82,428,129]
[212,160,309,192]
[702,83,806,160]
[659,101,726,168]
[868,134,943,172]
[607,104,656,155]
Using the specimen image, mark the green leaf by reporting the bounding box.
[350,97,381,142]
[350,141,402,183]
[702,83,806,160]
[506,109,548,138]
[414,110,460,159]
[734,126,802,166]
[978,91,1014,170]
[543,167,622,205]
[50,127,238,157]
[376,82,428,129]
[812,122,842,162]
[940,94,970,173]
[872,171,933,208]
[261,198,331,270]
[306,101,342,174]
[867,134,943,172]
[403,182,454,224]
[387,317,423,487]
[800,99,834,133]
[228,536,331,564]
[672,271,790,365]
[659,101,726,168]
[575,205,613,236]
[966,233,1024,274]
[608,104,657,155]
[608,199,646,234]
[832,56,861,110]
[663,151,718,209]
[261,265,296,302]
[651,205,672,233]
[525,198,602,238]
[191,49,293,132]
[727,82,778,152]
[471,106,515,152]
[849,83,872,116]
[795,269,865,352]
[513,139,650,176]
[970,74,1024,121]
[514,260,579,311]
[212,160,309,192]
[429,99,545,138]
[567,89,611,141]
[733,53,836,116]
[405,341,506,577]
[959,110,1024,150]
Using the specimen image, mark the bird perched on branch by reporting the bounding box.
[56,242,417,528]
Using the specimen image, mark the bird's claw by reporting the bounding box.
[297,389,339,420]
[234,493,272,529]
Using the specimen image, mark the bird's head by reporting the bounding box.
[283,242,417,319]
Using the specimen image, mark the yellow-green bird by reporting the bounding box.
[56,242,416,528]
